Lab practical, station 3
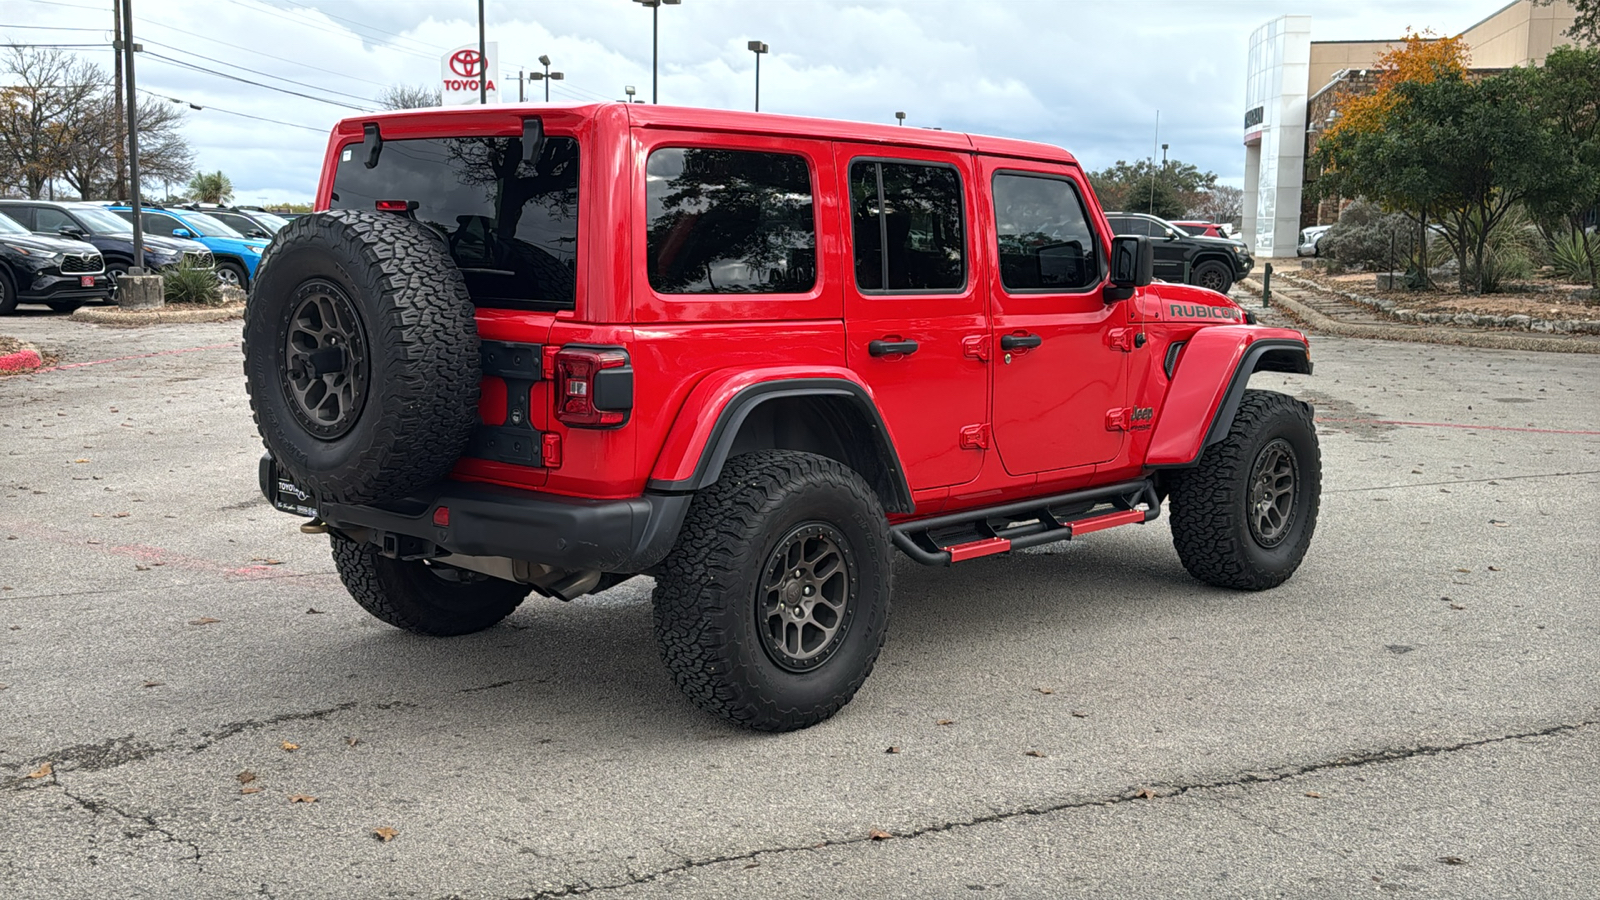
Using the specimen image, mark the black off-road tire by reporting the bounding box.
[330,535,531,636]
[1169,389,1320,590]
[1192,259,1235,295]
[243,210,479,505]
[652,450,893,732]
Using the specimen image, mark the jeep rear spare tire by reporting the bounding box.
[243,210,480,505]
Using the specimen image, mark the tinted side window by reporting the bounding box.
[35,208,72,232]
[645,148,815,294]
[4,207,36,230]
[850,160,964,292]
[213,212,255,234]
[1107,216,1141,237]
[144,212,184,235]
[992,174,1098,292]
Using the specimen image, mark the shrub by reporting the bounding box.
[1320,200,1413,270]
[162,262,223,306]
[1548,228,1597,285]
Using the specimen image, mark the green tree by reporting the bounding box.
[1087,158,1217,220]
[1524,45,1600,294]
[188,170,234,204]
[1316,69,1556,292]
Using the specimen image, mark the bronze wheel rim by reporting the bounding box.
[757,522,856,672]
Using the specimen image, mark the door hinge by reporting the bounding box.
[959,423,991,450]
[961,334,990,362]
[1107,328,1147,352]
[1105,407,1155,431]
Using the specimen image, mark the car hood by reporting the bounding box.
[1,232,100,255]
[141,234,210,253]
[197,235,270,254]
[1190,234,1250,253]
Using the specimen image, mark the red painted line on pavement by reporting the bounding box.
[1316,417,1600,436]
[0,518,310,581]
[30,341,237,374]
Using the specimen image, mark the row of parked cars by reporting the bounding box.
[0,200,291,315]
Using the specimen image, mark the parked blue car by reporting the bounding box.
[105,204,269,289]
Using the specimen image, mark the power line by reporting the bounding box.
[0,42,113,48]
[137,87,328,133]
[140,38,379,105]
[0,24,108,32]
[123,16,395,90]
[142,50,371,111]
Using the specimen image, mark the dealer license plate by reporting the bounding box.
[272,475,318,517]
[80,276,95,287]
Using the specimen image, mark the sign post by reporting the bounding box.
[441,43,499,105]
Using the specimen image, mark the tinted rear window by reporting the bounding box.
[645,147,816,294]
[330,136,579,310]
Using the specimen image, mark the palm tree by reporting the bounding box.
[187,170,233,204]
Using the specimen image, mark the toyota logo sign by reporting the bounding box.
[448,49,482,78]
[440,42,499,105]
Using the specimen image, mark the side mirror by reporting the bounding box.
[249,229,269,238]
[172,228,191,238]
[1164,230,1179,241]
[57,225,85,238]
[1104,234,1153,302]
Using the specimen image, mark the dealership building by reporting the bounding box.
[1241,0,1581,258]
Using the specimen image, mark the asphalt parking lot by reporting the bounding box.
[2,314,1597,899]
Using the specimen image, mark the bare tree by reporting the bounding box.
[1192,185,1244,225]
[0,46,101,198]
[379,83,442,110]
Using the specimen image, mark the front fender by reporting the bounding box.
[1145,326,1310,467]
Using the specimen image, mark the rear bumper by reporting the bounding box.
[259,454,690,573]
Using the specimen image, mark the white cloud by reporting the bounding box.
[5,0,1516,204]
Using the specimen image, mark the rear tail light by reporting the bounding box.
[554,346,632,428]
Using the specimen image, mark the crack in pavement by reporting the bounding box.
[1327,469,1600,494]
[58,784,204,871]
[1,700,415,782]
[499,719,1595,899]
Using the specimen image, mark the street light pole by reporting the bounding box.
[477,0,487,105]
[624,85,637,103]
[634,0,680,104]
[528,54,563,102]
[122,0,143,272]
[747,41,767,112]
[894,111,905,126]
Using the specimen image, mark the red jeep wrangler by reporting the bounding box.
[244,104,1318,731]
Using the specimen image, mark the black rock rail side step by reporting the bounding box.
[890,479,1160,566]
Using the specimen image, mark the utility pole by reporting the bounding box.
[1148,110,1160,216]
[477,0,487,105]
[122,0,144,272]
[112,0,126,200]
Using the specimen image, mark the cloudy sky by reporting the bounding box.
[6,0,1524,204]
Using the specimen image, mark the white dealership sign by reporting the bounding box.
[441,42,499,105]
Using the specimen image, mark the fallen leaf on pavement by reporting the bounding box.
[1035,687,1054,695]
[237,771,256,784]
[251,558,284,565]
[281,741,299,752]
[306,608,325,615]
[1489,520,1509,527]
[885,746,901,754]
[1071,711,1088,718]
[240,787,262,795]
[112,512,129,518]
[1449,603,1466,610]
[1455,568,1470,573]
[1488,566,1500,572]
[346,737,360,748]
[936,719,955,726]
[1024,750,1046,758]
[868,829,893,841]
[289,794,317,804]
[1437,856,1466,866]
[1304,791,1322,798]
[91,513,103,518]
[372,826,398,842]
[73,458,90,463]
[141,680,163,688]
[26,762,52,779]
[1135,787,1158,799]
[134,564,150,571]
[189,617,221,626]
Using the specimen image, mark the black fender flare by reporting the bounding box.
[647,378,914,514]
[1200,339,1313,452]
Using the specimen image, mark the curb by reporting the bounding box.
[1280,273,1600,335]
[0,340,44,375]
[69,303,244,326]
[1238,280,1600,354]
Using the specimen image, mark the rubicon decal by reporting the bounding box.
[1168,303,1240,321]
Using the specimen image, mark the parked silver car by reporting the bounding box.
[1298,225,1332,257]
